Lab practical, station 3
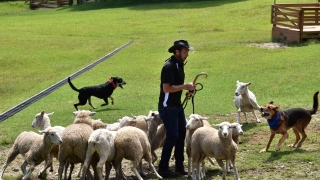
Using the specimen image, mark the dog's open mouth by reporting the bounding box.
[118,82,126,89]
[261,112,270,117]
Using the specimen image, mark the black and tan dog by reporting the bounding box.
[259,91,319,153]
[68,77,126,110]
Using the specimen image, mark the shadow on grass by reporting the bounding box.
[94,107,124,112]
[265,148,308,162]
[57,0,247,12]
[241,122,258,132]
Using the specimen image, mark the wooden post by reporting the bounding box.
[298,9,303,42]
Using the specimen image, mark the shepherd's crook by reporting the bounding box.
[182,72,208,106]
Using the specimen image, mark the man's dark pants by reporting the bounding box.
[158,104,186,171]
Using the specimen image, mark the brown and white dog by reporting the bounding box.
[259,91,319,153]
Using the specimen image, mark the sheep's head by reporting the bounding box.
[230,122,244,136]
[31,111,54,128]
[118,116,137,127]
[214,122,232,138]
[146,110,163,125]
[40,127,63,145]
[73,110,96,126]
[92,119,106,130]
[186,114,208,129]
[235,80,251,96]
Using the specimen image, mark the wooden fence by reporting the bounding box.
[271,2,320,42]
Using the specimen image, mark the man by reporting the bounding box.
[158,40,195,178]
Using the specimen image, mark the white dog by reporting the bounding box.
[234,80,262,124]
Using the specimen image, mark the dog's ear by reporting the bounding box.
[269,101,273,104]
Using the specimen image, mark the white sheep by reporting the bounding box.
[234,80,262,124]
[57,110,98,180]
[191,122,240,180]
[145,110,163,143]
[81,128,116,180]
[185,114,214,177]
[106,116,137,131]
[0,127,62,180]
[113,126,162,180]
[31,111,65,176]
[132,115,150,134]
[226,122,244,173]
[150,124,166,163]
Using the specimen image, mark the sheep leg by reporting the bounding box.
[147,161,162,179]
[138,161,146,177]
[82,150,93,180]
[1,148,19,178]
[243,112,249,124]
[216,159,226,180]
[187,156,191,177]
[115,159,127,180]
[226,160,233,173]
[77,163,83,177]
[151,150,158,164]
[191,159,197,180]
[0,163,8,178]
[131,167,143,180]
[251,110,260,123]
[22,161,35,180]
[238,108,241,124]
[67,163,75,180]
[58,159,67,180]
[200,160,206,179]
[21,161,28,175]
[38,159,52,178]
[105,162,113,180]
[63,161,69,180]
[96,157,108,180]
[231,157,240,180]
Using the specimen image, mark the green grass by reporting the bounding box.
[0,0,320,179]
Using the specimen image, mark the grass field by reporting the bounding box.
[0,0,320,179]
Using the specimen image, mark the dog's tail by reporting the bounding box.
[309,91,319,115]
[67,77,80,92]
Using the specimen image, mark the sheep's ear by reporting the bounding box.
[246,82,251,86]
[212,124,220,127]
[41,111,45,117]
[39,129,48,134]
[236,80,239,84]
[72,111,78,116]
[47,112,54,116]
[131,113,137,119]
[145,116,154,121]
[89,112,96,116]
[201,116,209,120]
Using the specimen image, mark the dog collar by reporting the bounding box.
[267,112,281,130]
[109,78,117,89]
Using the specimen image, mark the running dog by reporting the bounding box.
[260,91,319,153]
[67,77,126,110]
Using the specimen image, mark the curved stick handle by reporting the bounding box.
[182,72,208,106]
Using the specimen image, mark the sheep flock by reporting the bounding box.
[0,110,246,180]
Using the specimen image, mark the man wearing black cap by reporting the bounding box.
[157,40,195,178]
